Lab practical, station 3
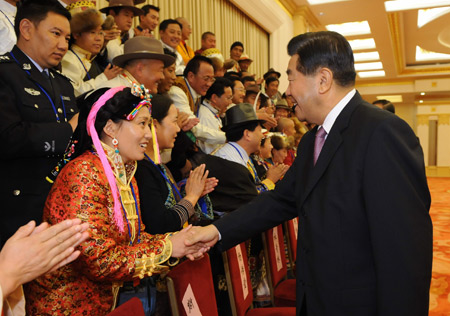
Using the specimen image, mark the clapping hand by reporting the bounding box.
[0,219,90,297]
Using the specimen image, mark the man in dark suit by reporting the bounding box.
[186,31,432,316]
[0,0,78,246]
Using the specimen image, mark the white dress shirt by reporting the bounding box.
[320,89,356,137]
[214,141,248,167]
[161,41,185,75]
[0,1,16,55]
[197,100,226,154]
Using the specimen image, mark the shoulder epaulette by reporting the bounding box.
[0,55,13,63]
[51,69,74,83]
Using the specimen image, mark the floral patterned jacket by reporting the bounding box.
[25,151,173,315]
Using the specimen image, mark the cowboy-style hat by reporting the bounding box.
[112,37,176,68]
[222,103,265,131]
[275,99,293,112]
[100,0,144,16]
[263,68,281,80]
[238,54,253,63]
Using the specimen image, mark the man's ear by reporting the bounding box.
[103,119,118,139]
[243,129,252,142]
[19,19,34,41]
[317,67,333,94]
[210,93,219,105]
[186,71,195,83]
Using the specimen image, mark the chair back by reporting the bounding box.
[285,217,298,265]
[263,225,288,291]
[166,254,218,316]
[223,242,253,316]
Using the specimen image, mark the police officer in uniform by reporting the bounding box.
[0,0,78,246]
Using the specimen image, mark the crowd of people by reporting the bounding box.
[0,0,432,316]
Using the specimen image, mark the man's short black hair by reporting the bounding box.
[225,121,259,142]
[223,75,242,92]
[287,31,356,87]
[230,41,244,52]
[183,55,213,77]
[163,48,177,65]
[159,19,182,32]
[15,0,71,39]
[205,77,232,100]
[139,4,159,22]
[373,99,395,114]
[265,77,279,87]
[242,76,256,85]
[202,31,215,40]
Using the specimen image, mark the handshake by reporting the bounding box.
[168,224,221,261]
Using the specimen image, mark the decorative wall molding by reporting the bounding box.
[417,115,430,126]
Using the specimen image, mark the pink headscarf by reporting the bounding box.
[86,86,126,232]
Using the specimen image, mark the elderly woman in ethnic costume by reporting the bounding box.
[61,6,121,97]
[24,86,208,316]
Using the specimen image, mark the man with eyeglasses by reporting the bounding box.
[169,56,224,143]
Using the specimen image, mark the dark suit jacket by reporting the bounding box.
[199,154,258,213]
[0,46,77,244]
[214,92,432,316]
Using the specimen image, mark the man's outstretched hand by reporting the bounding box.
[184,225,220,260]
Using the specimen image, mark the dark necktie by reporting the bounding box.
[42,70,54,95]
[314,127,327,165]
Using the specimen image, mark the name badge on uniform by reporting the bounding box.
[24,88,41,96]
[62,96,71,101]
[23,63,31,70]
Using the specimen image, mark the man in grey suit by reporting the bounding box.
[186,31,432,316]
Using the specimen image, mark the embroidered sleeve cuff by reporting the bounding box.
[262,179,275,191]
[176,198,194,220]
[133,237,173,278]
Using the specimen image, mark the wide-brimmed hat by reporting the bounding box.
[275,99,292,111]
[100,0,144,16]
[238,54,253,63]
[112,37,176,68]
[263,68,281,80]
[222,103,265,131]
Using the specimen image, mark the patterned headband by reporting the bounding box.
[127,83,152,120]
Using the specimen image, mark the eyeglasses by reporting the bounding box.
[201,76,216,83]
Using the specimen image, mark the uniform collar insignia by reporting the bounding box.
[23,63,31,70]
[0,56,10,61]
[24,87,41,96]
